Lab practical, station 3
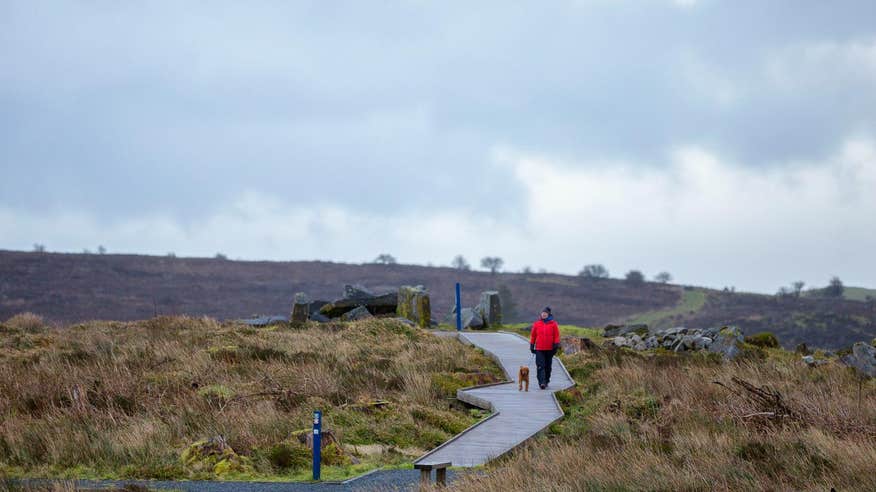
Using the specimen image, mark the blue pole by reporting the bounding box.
[312,410,321,480]
[455,282,462,331]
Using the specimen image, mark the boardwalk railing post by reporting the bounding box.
[455,282,462,331]
[312,410,321,480]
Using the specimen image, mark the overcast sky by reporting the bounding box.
[2,1,875,293]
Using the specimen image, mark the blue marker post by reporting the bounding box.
[312,410,321,481]
[455,282,462,331]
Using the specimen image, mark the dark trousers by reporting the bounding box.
[535,350,555,386]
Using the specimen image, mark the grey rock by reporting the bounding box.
[633,342,647,351]
[708,326,745,360]
[478,291,503,327]
[341,305,373,321]
[645,336,659,349]
[309,312,330,323]
[840,342,876,378]
[802,355,816,367]
[461,307,484,329]
[613,336,628,347]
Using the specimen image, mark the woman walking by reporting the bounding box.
[529,306,560,389]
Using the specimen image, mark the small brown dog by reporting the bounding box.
[518,366,529,392]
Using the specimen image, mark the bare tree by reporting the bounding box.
[480,257,504,274]
[373,254,397,265]
[625,270,645,287]
[654,271,672,284]
[451,255,471,270]
[32,243,46,253]
[792,281,805,298]
[521,266,533,274]
[824,276,844,298]
[580,264,609,280]
[98,245,107,255]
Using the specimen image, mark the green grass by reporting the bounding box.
[625,289,707,327]
[803,285,876,302]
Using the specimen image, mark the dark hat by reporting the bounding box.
[542,306,552,314]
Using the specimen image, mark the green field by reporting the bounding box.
[625,288,708,327]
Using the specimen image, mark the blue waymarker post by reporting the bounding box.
[455,282,462,331]
[312,410,321,480]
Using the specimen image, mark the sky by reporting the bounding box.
[2,0,876,293]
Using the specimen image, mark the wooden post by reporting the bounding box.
[419,468,430,486]
[436,466,447,486]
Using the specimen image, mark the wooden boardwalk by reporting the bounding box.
[415,331,574,467]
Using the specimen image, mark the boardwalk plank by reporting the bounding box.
[415,332,574,467]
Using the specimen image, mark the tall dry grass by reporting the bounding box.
[0,315,502,480]
[444,348,876,492]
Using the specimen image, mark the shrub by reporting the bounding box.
[4,313,45,333]
[744,332,780,348]
[266,442,310,471]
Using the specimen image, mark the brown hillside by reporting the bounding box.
[0,250,679,326]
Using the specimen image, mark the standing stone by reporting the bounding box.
[290,292,310,325]
[478,291,502,327]
[397,285,431,328]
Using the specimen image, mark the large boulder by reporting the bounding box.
[841,342,876,379]
[290,292,310,325]
[319,292,398,318]
[461,307,484,329]
[341,305,374,322]
[477,291,502,327]
[708,326,745,360]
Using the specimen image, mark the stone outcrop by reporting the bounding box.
[841,342,876,378]
[609,325,746,360]
[397,285,431,328]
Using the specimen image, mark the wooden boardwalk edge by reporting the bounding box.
[414,330,577,468]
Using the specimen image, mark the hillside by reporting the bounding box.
[443,339,876,491]
[0,315,503,481]
[1,250,875,349]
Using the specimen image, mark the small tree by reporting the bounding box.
[824,276,844,298]
[792,281,805,298]
[32,243,46,253]
[167,252,177,258]
[776,286,791,297]
[451,255,471,271]
[580,264,609,280]
[98,245,107,255]
[625,270,645,287]
[215,253,228,260]
[374,254,397,265]
[521,266,533,274]
[654,271,672,284]
[480,257,504,274]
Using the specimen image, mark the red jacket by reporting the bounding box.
[530,318,560,350]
